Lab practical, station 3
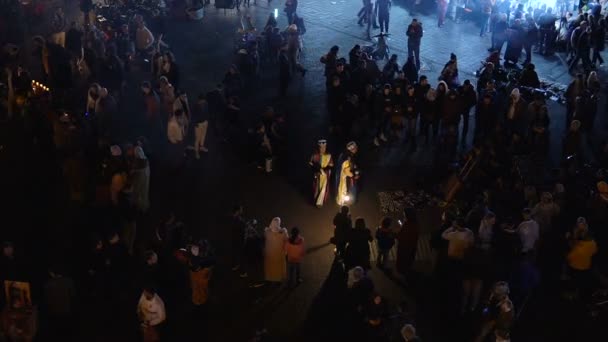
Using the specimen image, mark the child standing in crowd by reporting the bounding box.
[285,227,306,288]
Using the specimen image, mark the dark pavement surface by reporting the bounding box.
[3,0,608,341]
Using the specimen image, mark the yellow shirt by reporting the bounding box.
[567,240,598,271]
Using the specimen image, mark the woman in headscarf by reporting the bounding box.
[264,217,288,283]
[130,146,150,212]
[286,24,307,77]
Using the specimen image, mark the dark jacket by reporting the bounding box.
[402,60,418,84]
[406,23,423,45]
[519,69,541,88]
[333,212,352,243]
[376,227,395,251]
[346,228,373,269]
[404,93,418,119]
[442,94,462,125]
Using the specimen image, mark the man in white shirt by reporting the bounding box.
[441,218,474,260]
[517,208,539,253]
[135,16,155,52]
[167,109,188,144]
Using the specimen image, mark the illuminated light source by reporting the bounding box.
[31,79,50,93]
[344,194,351,203]
[274,8,278,19]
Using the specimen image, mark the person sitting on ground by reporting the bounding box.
[519,63,541,88]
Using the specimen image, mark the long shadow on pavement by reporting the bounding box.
[299,258,366,341]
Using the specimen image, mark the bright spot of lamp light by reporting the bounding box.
[274,8,278,18]
[344,195,351,202]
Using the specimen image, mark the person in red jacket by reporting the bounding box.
[285,227,306,288]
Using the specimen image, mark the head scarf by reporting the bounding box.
[510,88,520,102]
[135,146,147,160]
[570,120,581,131]
[268,217,282,232]
[110,145,122,157]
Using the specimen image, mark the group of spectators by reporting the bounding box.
[0,0,607,341]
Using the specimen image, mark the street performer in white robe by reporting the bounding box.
[335,141,360,206]
[309,139,334,207]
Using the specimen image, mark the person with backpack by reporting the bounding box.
[375,217,396,268]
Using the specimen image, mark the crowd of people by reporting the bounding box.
[0,0,607,341]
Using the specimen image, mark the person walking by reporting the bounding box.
[491,14,509,54]
[591,18,605,66]
[523,17,538,65]
[286,24,307,78]
[285,227,306,288]
[441,218,474,279]
[192,93,210,158]
[230,205,247,275]
[310,139,334,207]
[130,146,150,212]
[376,0,392,33]
[396,209,420,277]
[333,206,352,258]
[284,0,298,25]
[345,217,373,270]
[458,79,476,145]
[538,7,557,55]
[358,0,374,38]
[437,0,448,28]
[479,0,492,36]
[406,19,423,71]
[50,7,67,47]
[375,217,396,269]
[264,217,289,283]
[566,218,597,300]
[517,208,540,254]
[167,108,188,145]
[569,21,592,73]
[188,243,213,310]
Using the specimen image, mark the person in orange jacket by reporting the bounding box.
[285,227,306,288]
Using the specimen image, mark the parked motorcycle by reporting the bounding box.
[362,33,390,61]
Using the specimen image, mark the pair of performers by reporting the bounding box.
[309,140,359,207]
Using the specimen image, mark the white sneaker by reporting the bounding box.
[380,133,388,142]
[200,146,209,152]
[374,137,381,146]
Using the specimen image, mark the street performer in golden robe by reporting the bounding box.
[309,139,333,207]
